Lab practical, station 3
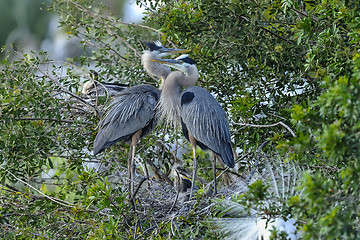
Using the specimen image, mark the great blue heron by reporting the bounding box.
[93,42,189,197]
[152,56,235,197]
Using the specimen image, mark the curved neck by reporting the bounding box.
[162,65,199,102]
[172,65,199,87]
[158,65,199,127]
[141,51,171,88]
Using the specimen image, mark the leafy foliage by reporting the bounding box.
[0,0,359,239]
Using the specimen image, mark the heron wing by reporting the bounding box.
[180,86,234,168]
[93,85,159,154]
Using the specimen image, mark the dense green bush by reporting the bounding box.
[1,0,359,239]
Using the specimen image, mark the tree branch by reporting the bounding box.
[14,117,91,125]
[2,168,76,208]
[290,7,319,23]
[228,8,293,44]
[232,121,296,137]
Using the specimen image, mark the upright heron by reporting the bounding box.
[93,42,189,197]
[152,56,235,197]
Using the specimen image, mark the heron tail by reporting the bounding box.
[221,142,235,168]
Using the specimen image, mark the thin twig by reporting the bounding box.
[3,169,75,208]
[204,153,251,191]
[290,7,319,22]
[202,167,242,177]
[145,159,173,185]
[307,165,340,172]
[68,0,140,57]
[228,9,293,44]
[156,139,183,165]
[232,121,296,137]
[132,177,148,199]
[14,117,91,125]
[168,191,179,214]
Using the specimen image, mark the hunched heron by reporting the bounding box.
[152,56,235,197]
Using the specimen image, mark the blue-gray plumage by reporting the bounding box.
[152,55,235,197]
[93,84,160,154]
[180,86,234,168]
[93,42,189,154]
[92,42,190,198]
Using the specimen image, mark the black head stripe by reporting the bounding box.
[144,41,163,51]
[180,56,196,65]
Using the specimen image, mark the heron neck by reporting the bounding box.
[158,79,182,127]
[157,66,199,127]
[141,51,171,87]
[176,65,199,87]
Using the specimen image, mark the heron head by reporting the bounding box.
[150,55,197,73]
[144,41,190,57]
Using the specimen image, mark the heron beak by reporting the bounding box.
[158,48,190,57]
[163,48,190,54]
[150,58,182,64]
[151,58,186,73]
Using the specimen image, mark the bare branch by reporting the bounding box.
[290,7,319,23]
[2,168,76,208]
[228,8,293,44]
[14,117,92,125]
[232,121,296,137]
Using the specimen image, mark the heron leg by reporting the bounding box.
[127,145,132,195]
[189,134,197,199]
[127,144,135,210]
[128,130,141,205]
[130,143,136,195]
[212,152,217,196]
